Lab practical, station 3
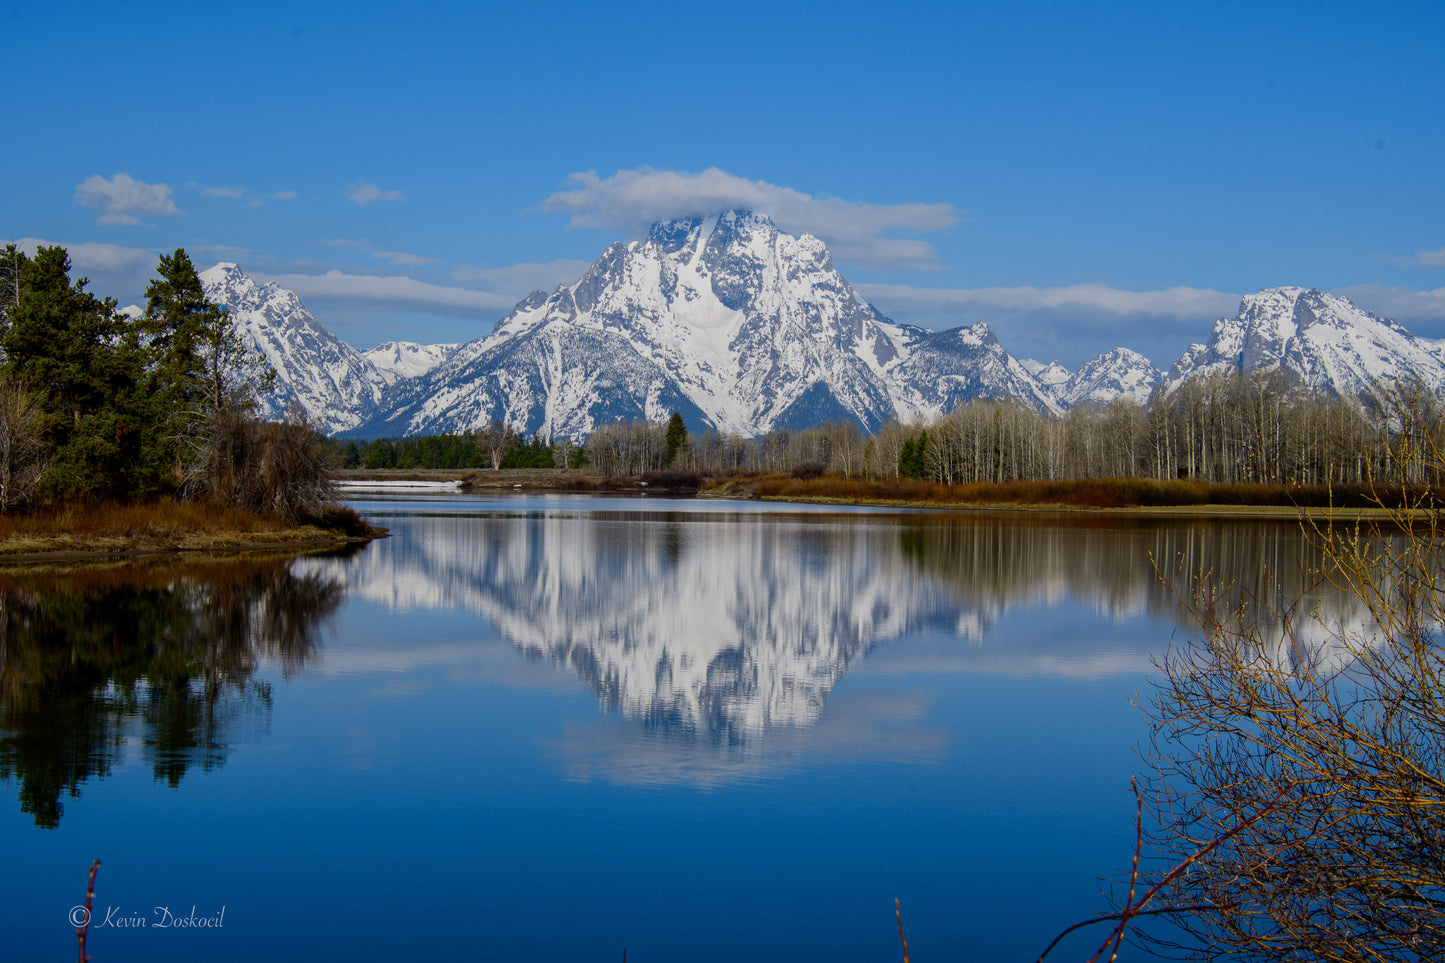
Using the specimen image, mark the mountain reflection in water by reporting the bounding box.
[0,501,1393,815]
[339,504,1382,780]
[0,558,347,827]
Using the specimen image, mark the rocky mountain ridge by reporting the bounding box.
[200,214,1445,439]
[198,262,389,433]
[1163,286,1445,404]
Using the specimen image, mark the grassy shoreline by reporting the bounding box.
[340,467,1435,522]
[0,498,387,568]
[19,473,1414,570]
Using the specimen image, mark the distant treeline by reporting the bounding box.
[383,369,1442,488]
[331,428,588,471]
[587,371,1443,486]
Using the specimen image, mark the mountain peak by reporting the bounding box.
[645,209,777,249]
[199,261,248,285]
[368,210,1024,438]
[1163,285,1445,403]
[1056,347,1161,407]
[200,263,391,433]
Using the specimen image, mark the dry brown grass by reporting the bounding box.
[0,498,382,565]
[743,474,1442,510]
[0,498,287,542]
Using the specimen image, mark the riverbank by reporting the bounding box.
[334,467,1437,522]
[712,473,1439,519]
[337,467,706,494]
[0,499,387,569]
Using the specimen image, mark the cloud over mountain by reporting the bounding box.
[543,167,958,270]
[1334,285,1445,327]
[252,270,517,315]
[855,282,1241,322]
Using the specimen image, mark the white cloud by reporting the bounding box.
[253,270,516,314]
[345,180,406,205]
[1333,284,1445,323]
[75,173,179,224]
[320,238,368,248]
[543,167,958,270]
[855,282,1241,324]
[270,190,299,201]
[1413,247,1445,269]
[16,237,154,272]
[371,250,436,267]
[201,185,246,198]
[450,259,591,293]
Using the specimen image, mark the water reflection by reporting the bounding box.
[0,503,1395,809]
[0,559,346,827]
[344,505,1383,760]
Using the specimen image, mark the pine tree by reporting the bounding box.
[665,411,688,467]
[140,248,277,497]
[1,246,153,497]
[142,248,267,419]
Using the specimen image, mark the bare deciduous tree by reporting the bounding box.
[187,401,335,522]
[1128,405,1445,961]
[0,378,46,511]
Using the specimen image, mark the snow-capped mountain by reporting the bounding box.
[888,322,1063,418]
[1054,348,1161,408]
[362,210,1062,439]
[1021,359,1072,395]
[201,236,1445,441]
[200,263,390,433]
[363,341,458,385]
[1163,287,1445,403]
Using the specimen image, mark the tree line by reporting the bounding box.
[580,372,1442,486]
[0,244,331,520]
[331,427,588,471]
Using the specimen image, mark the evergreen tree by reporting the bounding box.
[1,246,153,497]
[665,411,688,467]
[501,432,555,469]
[142,250,214,406]
[898,430,929,479]
[140,248,280,500]
[142,248,267,420]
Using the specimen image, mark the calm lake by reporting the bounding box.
[0,494,1371,961]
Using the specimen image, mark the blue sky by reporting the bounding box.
[4,0,1443,368]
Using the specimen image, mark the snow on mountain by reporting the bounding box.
[1021,359,1072,393]
[1163,287,1445,404]
[198,243,1445,442]
[363,210,1059,438]
[363,340,458,384]
[314,508,1377,772]
[887,323,1063,418]
[1056,348,1161,408]
[200,263,389,433]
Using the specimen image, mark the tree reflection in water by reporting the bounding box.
[0,556,347,827]
[345,507,1389,785]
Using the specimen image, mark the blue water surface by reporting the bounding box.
[0,495,1346,961]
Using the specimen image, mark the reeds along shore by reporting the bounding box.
[739,474,1443,510]
[447,465,1441,512]
[0,498,377,544]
